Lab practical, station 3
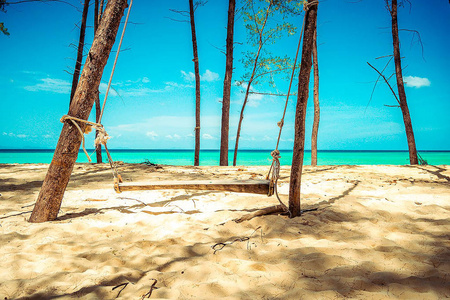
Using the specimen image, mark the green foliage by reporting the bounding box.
[0,22,9,36]
[239,0,303,91]
[1,0,9,36]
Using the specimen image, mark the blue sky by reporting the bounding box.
[0,0,449,150]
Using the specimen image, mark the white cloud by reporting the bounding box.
[235,82,265,107]
[202,133,215,140]
[181,69,220,82]
[404,76,430,88]
[2,132,30,139]
[142,77,150,83]
[120,87,166,97]
[99,82,119,96]
[165,81,194,89]
[248,92,264,107]
[24,78,71,94]
[181,70,196,81]
[146,131,158,140]
[165,134,181,140]
[201,70,220,82]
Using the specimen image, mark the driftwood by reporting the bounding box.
[234,205,286,223]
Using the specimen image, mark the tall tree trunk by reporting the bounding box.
[390,0,418,165]
[219,0,236,166]
[94,0,99,31]
[288,0,318,217]
[94,0,103,163]
[99,0,105,21]
[232,2,272,166]
[29,0,128,223]
[69,0,90,106]
[311,28,320,166]
[189,0,201,166]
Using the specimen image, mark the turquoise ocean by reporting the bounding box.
[0,149,449,165]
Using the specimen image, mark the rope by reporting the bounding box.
[63,0,134,190]
[60,115,120,182]
[265,8,307,207]
[98,0,133,124]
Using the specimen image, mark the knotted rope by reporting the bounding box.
[60,115,120,183]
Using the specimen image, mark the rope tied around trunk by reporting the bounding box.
[60,115,121,184]
[266,150,288,212]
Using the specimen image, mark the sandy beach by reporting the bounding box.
[0,163,449,299]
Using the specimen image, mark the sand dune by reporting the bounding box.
[0,163,449,299]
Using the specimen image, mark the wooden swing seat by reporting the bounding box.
[115,179,273,195]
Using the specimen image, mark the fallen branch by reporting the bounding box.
[112,282,128,298]
[211,237,249,254]
[141,279,158,299]
[234,205,285,223]
[234,205,319,223]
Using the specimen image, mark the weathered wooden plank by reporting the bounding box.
[116,179,271,195]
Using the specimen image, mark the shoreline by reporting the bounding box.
[1,164,449,299]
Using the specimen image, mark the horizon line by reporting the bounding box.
[0,149,449,152]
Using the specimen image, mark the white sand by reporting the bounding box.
[0,163,449,299]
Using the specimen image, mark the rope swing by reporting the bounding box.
[58,0,313,200]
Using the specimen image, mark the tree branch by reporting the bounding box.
[367,61,400,105]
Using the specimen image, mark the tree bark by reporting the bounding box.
[288,0,318,218]
[311,28,320,166]
[29,0,128,223]
[189,0,201,166]
[69,0,90,106]
[94,93,103,163]
[232,2,272,166]
[94,0,99,32]
[99,0,105,21]
[94,0,103,164]
[219,0,236,166]
[390,0,418,165]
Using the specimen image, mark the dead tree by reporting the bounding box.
[289,0,317,217]
[94,0,103,163]
[219,0,236,166]
[189,0,201,166]
[69,0,90,105]
[311,28,320,166]
[387,0,418,164]
[29,0,128,223]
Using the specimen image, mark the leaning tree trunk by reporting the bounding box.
[311,28,320,166]
[69,0,90,105]
[94,0,103,163]
[232,2,272,166]
[219,0,236,166]
[390,0,418,165]
[189,0,201,166]
[288,0,318,218]
[29,0,128,223]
